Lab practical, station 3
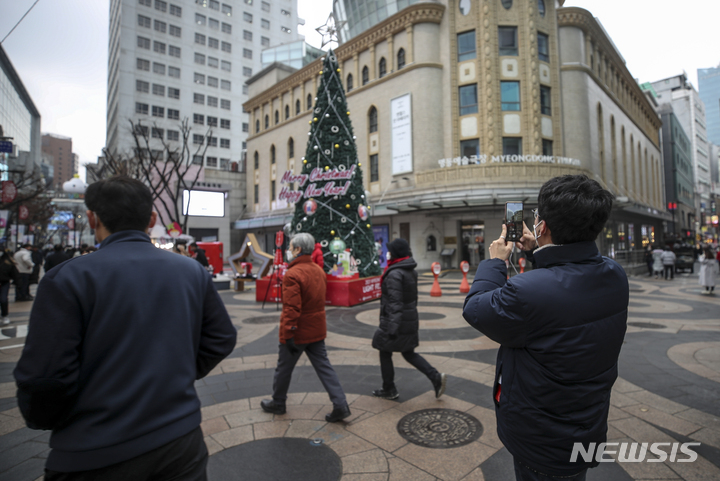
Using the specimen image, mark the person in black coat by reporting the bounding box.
[0,250,19,324]
[190,242,209,268]
[371,238,446,400]
[44,245,70,272]
[463,175,628,480]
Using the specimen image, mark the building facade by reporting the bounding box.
[41,133,76,190]
[240,0,666,269]
[698,64,720,146]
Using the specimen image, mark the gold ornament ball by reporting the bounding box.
[319,70,323,74]
[324,166,329,171]
[331,230,335,235]
[308,120,312,124]
[358,162,362,167]
[336,68,341,72]
[346,204,350,209]
[366,224,371,228]
[303,159,307,164]
[313,117,318,122]
[346,111,350,115]
[334,144,339,148]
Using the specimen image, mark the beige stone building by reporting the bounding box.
[237,0,668,270]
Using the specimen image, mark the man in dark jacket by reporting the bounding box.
[14,176,237,480]
[189,242,210,268]
[260,232,351,423]
[463,175,628,480]
[44,244,69,272]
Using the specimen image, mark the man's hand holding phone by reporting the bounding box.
[515,222,535,252]
[489,224,514,261]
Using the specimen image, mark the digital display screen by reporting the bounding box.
[182,190,225,217]
[48,211,73,230]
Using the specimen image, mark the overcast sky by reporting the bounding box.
[1,0,718,181]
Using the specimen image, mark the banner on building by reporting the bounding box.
[391,94,412,175]
[372,225,390,268]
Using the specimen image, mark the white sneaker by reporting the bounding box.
[1,317,9,325]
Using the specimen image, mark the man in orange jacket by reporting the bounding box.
[261,233,351,422]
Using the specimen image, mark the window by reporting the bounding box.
[208,76,218,87]
[136,80,149,93]
[209,18,219,29]
[307,94,312,109]
[194,72,205,84]
[153,62,166,75]
[137,58,150,71]
[537,33,549,62]
[136,102,149,115]
[295,99,301,114]
[221,22,231,33]
[194,93,205,104]
[167,129,180,141]
[220,139,230,148]
[243,30,253,41]
[370,154,379,182]
[362,66,369,85]
[167,108,179,120]
[460,139,481,160]
[196,14,206,25]
[154,20,166,33]
[168,87,180,99]
[151,127,164,139]
[221,60,231,71]
[152,84,165,96]
[134,125,149,136]
[288,137,294,158]
[501,81,520,111]
[457,31,476,62]
[242,122,249,132]
[540,86,551,115]
[153,41,166,54]
[194,53,206,65]
[138,15,151,28]
[221,99,230,110]
[270,145,276,163]
[168,66,180,78]
[281,8,290,15]
[243,67,252,77]
[283,105,289,120]
[538,0,546,17]
[206,156,218,168]
[169,45,181,57]
[208,37,219,49]
[264,115,269,128]
[222,4,232,16]
[368,106,378,133]
[397,48,405,69]
[207,116,218,127]
[221,80,231,90]
[256,119,260,132]
[503,137,522,155]
[261,19,270,29]
[221,41,231,53]
[281,26,292,34]
[194,113,204,125]
[379,57,387,78]
[346,74,353,91]
[499,27,518,56]
[254,184,259,203]
[209,0,219,10]
[262,1,270,12]
[244,12,253,22]
[208,96,218,107]
[193,154,203,165]
[221,119,230,129]
[139,0,151,6]
[208,136,218,147]
[195,33,206,45]
[170,4,182,16]
[261,36,270,47]
[501,0,513,9]
[208,56,219,68]
[169,24,181,37]
[137,36,150,49]
[155,0,167,12]
[459,84,478,115]
[274,110,279,124]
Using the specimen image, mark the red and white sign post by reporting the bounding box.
[430,262,442,297]
[459,261,470,293]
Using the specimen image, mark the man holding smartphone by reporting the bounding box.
[463,174,628,480]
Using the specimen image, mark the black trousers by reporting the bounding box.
[664,265,674,279]
[514,458,587,481]
[15,273,30,300]
[379,350,438,391]
[44,426,208,481]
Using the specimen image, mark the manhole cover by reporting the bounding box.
[418,312,446,321]
[628,322,665,330]
[397,409,483,449]
[244,316,281,325]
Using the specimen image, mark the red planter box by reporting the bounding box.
[255,275,382,307]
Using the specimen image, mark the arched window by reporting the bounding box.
[264,114,269,129]
[368,106,378,133]
[501,0,513,10]
[307,93,312,110]
[597,103,605,183]
[610,116,617,190]
[274,110,279,124]
[255,119,260,133]
[253,151,259,170]
[346,73,353,92]
[397,48,405,69]
[295,99,301,115]
[621,126,627,192]
[637,142,642,199]
[270,144,276,164]
[362,66,369,85]
[378,57,387,78]
[285,105,290,120]
[288,137,294,159]
[537,0,545,17]
[630,134,637,196]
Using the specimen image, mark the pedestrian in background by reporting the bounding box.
[29,246,43,285]
[651,245,664,279]
[661,246,677,280]
[699,247,717,295]
[371,238,446,400]
[189,242,209,268]
[644,245,653,276]
[261,233,352,423]
[14,175,237,480]
[44,245,70,272]
[13,244,34,301]
[311,242,324,269]
[0,250,19,325]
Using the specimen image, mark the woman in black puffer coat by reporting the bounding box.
[371,239,446,400]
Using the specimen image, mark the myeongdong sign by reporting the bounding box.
[438,155,582,168]
[278,165,357,204]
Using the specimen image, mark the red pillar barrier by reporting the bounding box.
[430,262,442,297]
[459,261,470,293]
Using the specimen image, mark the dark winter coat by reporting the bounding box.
[462,241,628,476]
[44,251,70,272]
[372,257,419,353]
[0,260,19,284]
[280,254,327,344]
[194,248,209,267]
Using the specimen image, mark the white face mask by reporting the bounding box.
[286,248,295,262]
[386,252,391,261]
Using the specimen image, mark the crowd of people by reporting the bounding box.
[645,242,718,292]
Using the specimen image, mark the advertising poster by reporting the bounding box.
[372,225,390,268]
[391,93,412,175]
[0,210,8,239]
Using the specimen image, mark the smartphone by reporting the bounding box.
[505,202,524,242]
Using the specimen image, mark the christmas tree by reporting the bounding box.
[281,49,382,278]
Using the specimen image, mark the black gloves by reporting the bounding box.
[285,338,300,355]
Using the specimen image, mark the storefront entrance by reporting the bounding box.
[460,222,485,267]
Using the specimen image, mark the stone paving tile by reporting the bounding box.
[690,428,720,450]
[625,390,691,415]
[675,408,720,431]
[342,448,389,474]
[329,431,378,457]
[611,391,643,408]
[604,436,682,480]
[460,467,486,481]
[347,408,409,452]
[351,395,400,414]
[0,427,45,453]
[211,424,254,448]
[201,416,229,437]
[667,453,720,481]
[224,408,274,428]
[341,474,389,481]
[252,420,290,440]
[307,420,347,445]
[0,413,26,436]
[620,405,702,437]
[396,392,475,414]
[274,403,324,421]
[201,399,250,420]
[204,436,223,455]
[0,381,15,399]
[393,440,496,481]
[465,406,504,450]
[284,419,325,438]
[387,457,437,481]
[0,457,46,481]
[0,440,48,473]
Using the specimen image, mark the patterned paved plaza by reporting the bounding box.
[0,269,719,480]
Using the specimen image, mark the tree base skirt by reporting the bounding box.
[256,275,382,307]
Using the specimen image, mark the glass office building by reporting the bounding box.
[698,64,720,146]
